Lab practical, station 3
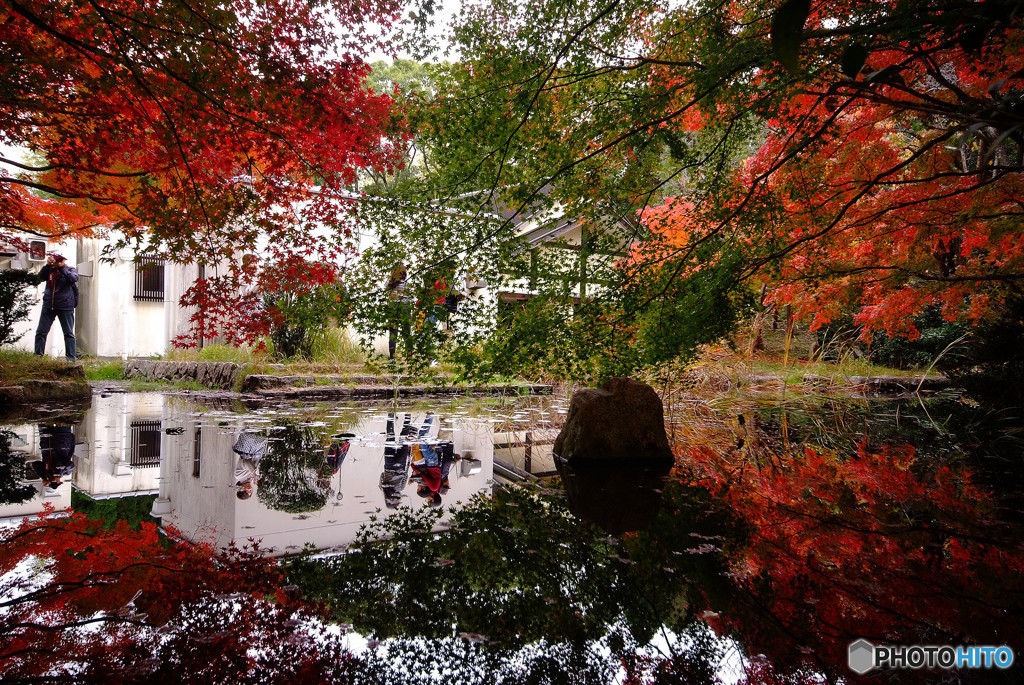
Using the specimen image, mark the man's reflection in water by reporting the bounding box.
[30,425,75,496]
[380,412,434,508]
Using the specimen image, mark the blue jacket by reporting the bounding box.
[39,263,79,310]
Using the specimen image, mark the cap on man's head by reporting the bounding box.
[48,251,64,260]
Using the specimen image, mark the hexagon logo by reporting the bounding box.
[848,639,876,674]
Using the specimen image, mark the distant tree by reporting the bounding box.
[0,429,36,505]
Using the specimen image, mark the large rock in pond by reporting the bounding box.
[553,377,673,464]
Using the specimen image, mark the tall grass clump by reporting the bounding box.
[307,327,367,366]
[166,342,266,366]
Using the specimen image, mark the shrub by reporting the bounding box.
[0,269,38,347]
[264,287,347,361]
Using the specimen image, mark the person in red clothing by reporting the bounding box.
[411,440,458,507]
[410,441,442,506]
[431,275,464,331]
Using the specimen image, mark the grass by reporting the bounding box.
[164,342,265,367]
[82,357,124,381]
[641,343,945,411]
[748,357,927,384]
[306,328,368,366]
[0,348,80,384]
[162,329,369,373]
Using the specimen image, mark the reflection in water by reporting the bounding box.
[288,394,1024,683]
[3,391,1023,682]
[156,399,496,554]
[0,428,38,506]
[0,423,77,509]
[672,396,1024,681]
[232,430,267,501]
[557,458,672,534]
[32,425,76,494]
[1,393,502,554]
[255,423,335,513]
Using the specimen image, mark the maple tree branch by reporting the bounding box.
[0,157,152,178]
[911,271,1024,283]
[2,615,152,634]
[0,559,196,611]
[4,0,114,65]
[83,0,214,232]
[0,176,145,229]
[0,222,106,239]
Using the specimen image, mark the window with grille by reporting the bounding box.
[129,420,162,467]
[134,257,165,301]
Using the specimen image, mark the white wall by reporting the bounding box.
[75,239,168,358]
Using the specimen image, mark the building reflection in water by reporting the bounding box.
[156,404,494,554]
[0,393,163,519]
[2,392,498,554]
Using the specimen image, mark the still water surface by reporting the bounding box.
[2,390,1021,682]
[1,392,569,552]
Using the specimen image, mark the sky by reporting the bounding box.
[369,0,460,63]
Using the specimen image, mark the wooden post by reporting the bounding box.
[530,247,538,290]
[579,225,588,300]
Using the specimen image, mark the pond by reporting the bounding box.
[2,389,1022,683]
[0,392,570,552]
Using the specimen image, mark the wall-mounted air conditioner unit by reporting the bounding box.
[27,240,47,261]
[0,242,17,257]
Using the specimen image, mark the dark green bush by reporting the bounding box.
[942,296,1024,402]
[0,269,38,347]
[71,491,159,529]
[866,306,970,370]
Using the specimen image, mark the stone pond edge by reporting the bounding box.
[122,359,553,398]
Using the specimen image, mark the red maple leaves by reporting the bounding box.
[640,0,1024,339]
[0,508,355,681]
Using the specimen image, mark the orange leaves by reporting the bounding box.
[630,1,1024,339]
[854,287,931,341]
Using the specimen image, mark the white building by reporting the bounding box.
[2,237,201,359]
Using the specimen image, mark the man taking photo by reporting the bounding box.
[34,251,79,362]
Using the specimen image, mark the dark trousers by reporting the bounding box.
[35,307,76,361]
